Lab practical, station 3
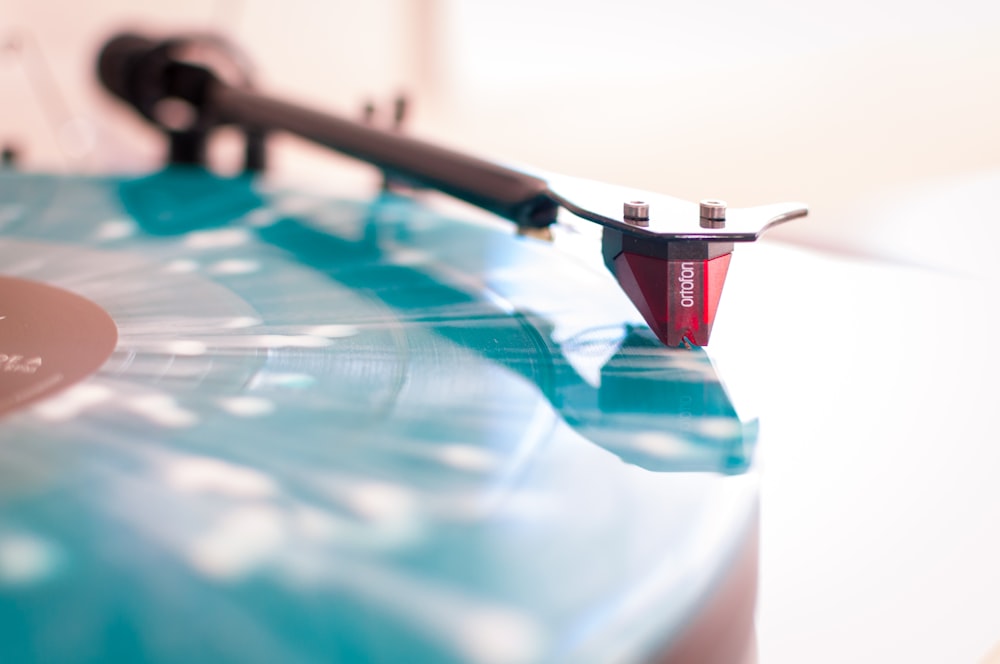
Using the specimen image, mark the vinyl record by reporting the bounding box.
[0,169,757,664]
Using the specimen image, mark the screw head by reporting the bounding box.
[623,200,650,226]
[699,199,727,228]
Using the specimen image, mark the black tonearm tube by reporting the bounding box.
[97,33,559,229]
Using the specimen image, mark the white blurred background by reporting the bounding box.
[2,1,999,662]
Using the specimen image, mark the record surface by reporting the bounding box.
[0,169,757,664]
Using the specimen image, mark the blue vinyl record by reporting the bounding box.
[0,169,758,664]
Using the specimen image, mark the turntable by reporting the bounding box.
[2,16,1000,664]
[0,29,793,664]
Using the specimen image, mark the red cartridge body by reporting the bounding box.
[604,228,734,347]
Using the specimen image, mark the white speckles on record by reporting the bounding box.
[0,532,61,586]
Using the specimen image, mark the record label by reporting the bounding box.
[0,275,117,416]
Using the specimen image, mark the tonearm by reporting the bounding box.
[97,32,807,347]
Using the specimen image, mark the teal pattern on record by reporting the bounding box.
[0,169,758,664]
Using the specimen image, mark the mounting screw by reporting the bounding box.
[699,199,727,229]
[623,200,650,226]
